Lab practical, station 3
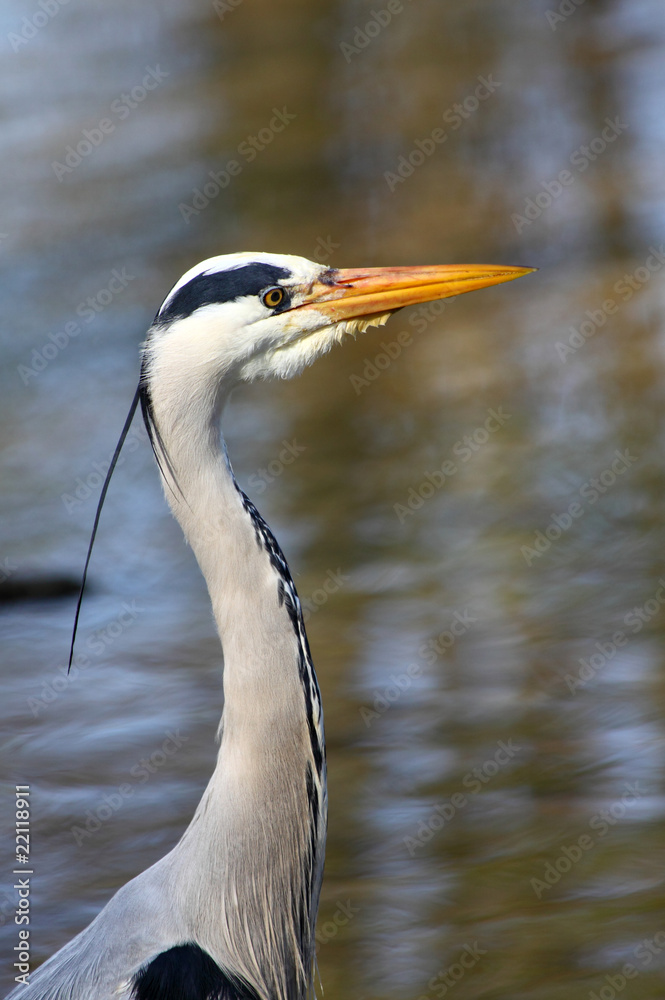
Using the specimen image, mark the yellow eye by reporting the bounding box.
[261,286,285,309]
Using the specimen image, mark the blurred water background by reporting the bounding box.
[2,0,665,996]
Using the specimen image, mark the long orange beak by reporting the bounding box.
[298,264,534,321]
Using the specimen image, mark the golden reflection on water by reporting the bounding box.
[2,1,665,998]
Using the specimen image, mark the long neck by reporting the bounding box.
[142,360,326,1000]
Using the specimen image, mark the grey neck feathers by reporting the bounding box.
[140,360,326,1000]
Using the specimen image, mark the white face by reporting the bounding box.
[146,252,532,394]
[147,252,391,386]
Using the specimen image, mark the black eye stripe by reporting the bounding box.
[158,263,292,323]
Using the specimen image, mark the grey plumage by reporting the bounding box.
[7,252,531,1000]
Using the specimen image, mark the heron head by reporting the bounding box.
[143,251,533,392]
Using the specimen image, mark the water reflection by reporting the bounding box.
[2,1,665,997]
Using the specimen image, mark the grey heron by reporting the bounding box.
[9,253,532,1000]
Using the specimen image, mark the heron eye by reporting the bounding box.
[261,286,285,309]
